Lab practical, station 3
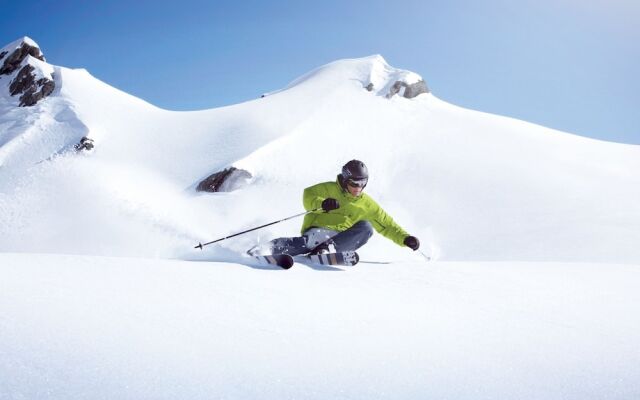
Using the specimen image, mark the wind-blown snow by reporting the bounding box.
[1,39,639,398]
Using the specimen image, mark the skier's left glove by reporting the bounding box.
[321,198,340,212]
[404,235,420,251]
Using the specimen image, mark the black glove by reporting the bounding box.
[321,198,340,212]
[404,235,420,251]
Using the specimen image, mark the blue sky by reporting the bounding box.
[2,0,639,144]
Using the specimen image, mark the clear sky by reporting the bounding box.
[2,0,639,144]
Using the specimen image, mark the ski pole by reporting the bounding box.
[194,207,321,250]
[418,250,432,262]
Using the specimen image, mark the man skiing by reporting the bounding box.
[261,160,420,256]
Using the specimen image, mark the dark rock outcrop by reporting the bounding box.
[8,64,55,106]
[386,80,429,99]
[74,137,95,152]
[197,167,252,192]
[0,42,45,75]
[1,40,55,107]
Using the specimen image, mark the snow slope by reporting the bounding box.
[1,253,639,400]
[1,44,638,262]
[1,38,639,399]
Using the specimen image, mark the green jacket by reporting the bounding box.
[301,180,409,246]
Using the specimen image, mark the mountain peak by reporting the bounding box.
[0,36,54,106]
[270,55,429,100]
[0,36,45,65]
[358,54,429,98]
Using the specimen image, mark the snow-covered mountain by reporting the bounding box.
[1,37,639,399]
[1,37,638,263]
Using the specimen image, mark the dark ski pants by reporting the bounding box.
[269,220,374,256]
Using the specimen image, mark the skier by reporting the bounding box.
[258,160,420,256]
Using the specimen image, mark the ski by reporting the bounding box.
[294,251,359,267]
[247,245,358,268]
[252,254,294,269]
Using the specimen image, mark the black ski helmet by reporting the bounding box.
[339,159,369,189]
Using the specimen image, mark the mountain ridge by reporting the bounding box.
[0,37,638,263]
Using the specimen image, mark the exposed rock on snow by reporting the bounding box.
[196,167,252,192]
[386,79,429,99]
[74,137,95,152]
[361,55,430,99]
[0,38,55,106]
[0,41,46,75]
[9,64,56,106]
[0,38,88,171]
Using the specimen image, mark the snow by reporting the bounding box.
[2,253,639,399]
[24,56,54,81]
[1,39,639,398]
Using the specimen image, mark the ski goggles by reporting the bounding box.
[346,178,368,188]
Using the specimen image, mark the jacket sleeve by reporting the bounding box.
[368,198,409,246]
[303,184,327,212]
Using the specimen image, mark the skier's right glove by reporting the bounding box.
[404,235,420,251]
[321,198,340,212]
